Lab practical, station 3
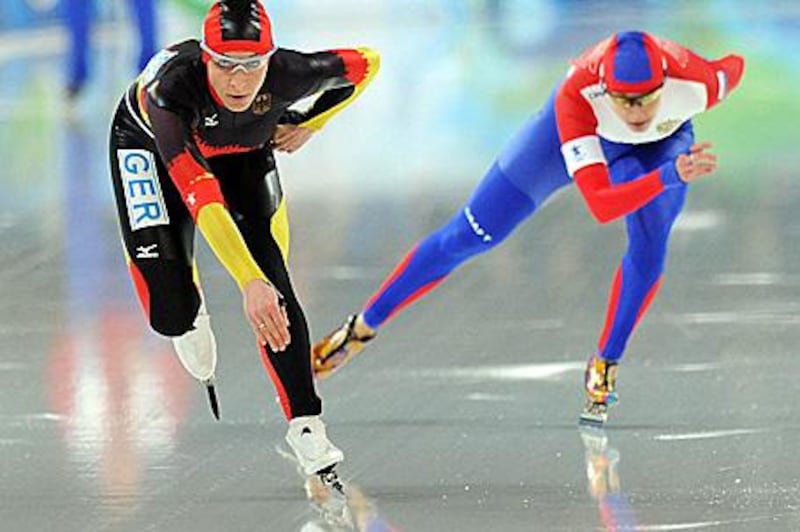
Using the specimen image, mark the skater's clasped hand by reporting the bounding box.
[244,279,291,352]
[273,124,315,154]
[675,141,718,183]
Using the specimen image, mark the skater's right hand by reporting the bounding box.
[243,279,291,352]
[273,124,315,154]
[675,142,718,183]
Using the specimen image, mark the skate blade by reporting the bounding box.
[311,340,340,380]
[317,465,346,495]
[312,349,348,381]
[579,404,607,427]
[205,382,220,420]
[579,414,605,427]
[273,445,346,496]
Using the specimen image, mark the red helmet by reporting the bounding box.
[601,31,665,94]
[202,0,274,56]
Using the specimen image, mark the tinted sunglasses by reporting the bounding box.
[606,85,664,108]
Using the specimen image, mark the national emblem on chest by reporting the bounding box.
[252,93,272,115]
[655,118,683,135]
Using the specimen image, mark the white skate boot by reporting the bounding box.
[286,416,345,491]
[172,309,219,419]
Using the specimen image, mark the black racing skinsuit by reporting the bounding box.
[109,39,379,418]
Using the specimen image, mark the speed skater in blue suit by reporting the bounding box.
[313,31,744,425]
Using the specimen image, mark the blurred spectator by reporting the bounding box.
[66,0,158,98]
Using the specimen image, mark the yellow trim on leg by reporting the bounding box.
[271,197,290,263]
[191,260,201,286]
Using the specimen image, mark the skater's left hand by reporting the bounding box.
[273,125,314,153]
[243,279,291,352]
[675,142,718,183]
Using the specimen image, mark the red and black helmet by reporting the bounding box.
[202,0,274,56]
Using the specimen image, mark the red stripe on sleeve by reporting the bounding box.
[712,54,745,99]
[167,151,225,220]
[659,38,745,109]
[332,49,368,85]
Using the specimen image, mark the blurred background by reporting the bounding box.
[1,1,800,531]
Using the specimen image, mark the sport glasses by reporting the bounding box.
[606,85,664,109]
[200,42,274,72]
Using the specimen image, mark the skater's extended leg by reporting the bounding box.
[313,96,573,378]
[363,164,537,327]
[313,164,538,378]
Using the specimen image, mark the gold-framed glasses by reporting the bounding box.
[606,85,664,109]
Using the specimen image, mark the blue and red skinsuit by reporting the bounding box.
[361,32,744,363]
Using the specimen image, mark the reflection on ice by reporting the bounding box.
[277,446,398,532]
[301,476,398,532]
[580,427,637,530]
[46,311,191,525]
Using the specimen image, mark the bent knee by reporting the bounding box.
[150,315,195,337]
[148,295,199,337]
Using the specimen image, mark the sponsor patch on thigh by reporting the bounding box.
[118,149,170,231]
